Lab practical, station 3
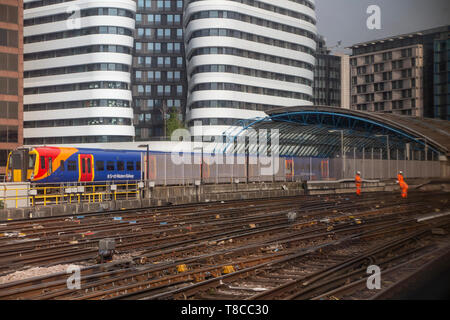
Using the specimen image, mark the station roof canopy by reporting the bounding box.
[229,106,450,158]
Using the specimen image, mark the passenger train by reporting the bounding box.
[6,146,143,183]
[6,146,331,184]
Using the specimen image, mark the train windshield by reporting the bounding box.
[11,153,22,169]
[28,153,36,169]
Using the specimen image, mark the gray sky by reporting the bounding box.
[315,0,450,53]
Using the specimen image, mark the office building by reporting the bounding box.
[349,25,450,118]
[184,0,317,139]
[433,31,449,120]
[132,0,186,140]
[23,0,137,145]
[0,0,23,176]
[313,35,341,107]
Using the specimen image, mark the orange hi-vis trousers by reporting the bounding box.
[355,176,362,196]
[400,181,408,198]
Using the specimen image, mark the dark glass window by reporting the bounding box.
[136,161,141,171]
[40,156,45,169]
[107,161,115,171]
[67,160,76,171]
[96,160,104,171]
[117,161,124,171]
[127,161,134,171]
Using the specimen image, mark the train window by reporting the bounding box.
[96,161,104,171]
[136,161,141,171]
[40,156,45,169]
[28,154,36,169]
[60,160,65,171]
[48,158,52,173]
[107,161,115,171]
[67,160,76,171]
[117,161,124,171]
[127,161,134,171]
[81,158,86,173]
[87,159,91,173]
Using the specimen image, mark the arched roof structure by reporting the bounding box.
[224,106,450,159]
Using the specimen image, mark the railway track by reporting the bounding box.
[0,192,419,271]
[0,191,448,300]
[138,217,450,300]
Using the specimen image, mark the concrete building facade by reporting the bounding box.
[184,0,317,139]
[349,26,450,118]
[335,52,350,109]
[23,0,137,145]
[0,0,23,176]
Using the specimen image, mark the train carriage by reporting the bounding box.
[6,146,332,185]
[6,147,143,183]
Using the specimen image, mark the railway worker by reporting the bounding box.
[355,171,362,196]
[396,171,408,199]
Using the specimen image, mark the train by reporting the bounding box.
[6,146,143,183]
[6,146,334,184]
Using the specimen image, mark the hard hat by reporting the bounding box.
[357,171,361,175]
[399,171,403,174]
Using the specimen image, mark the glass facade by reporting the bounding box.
[433,34,450,120]
[313,37,342,107]
[132,0,187,140]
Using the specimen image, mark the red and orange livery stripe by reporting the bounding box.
[33,147,79,181]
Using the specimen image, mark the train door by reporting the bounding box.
[285,159,294,181]
[38,155,53,180]
[79,154,94,182]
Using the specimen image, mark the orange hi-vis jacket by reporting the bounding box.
[355,175,362,187]
[397,174,408,198]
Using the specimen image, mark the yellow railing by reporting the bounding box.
[0,182,142,209]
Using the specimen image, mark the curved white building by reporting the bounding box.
[184,0,317,139]
[23,0,136,145]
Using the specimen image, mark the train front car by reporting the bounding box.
[31,146,80,183]
[7,146,143,183]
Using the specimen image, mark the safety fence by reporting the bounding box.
[0,181,143,209]
[145,153,440,184]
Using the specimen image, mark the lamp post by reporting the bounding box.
[329,130,345,178]
[138,144,150,181]
[415,137,428,161]
[375,135,390,177]
[194,146,204,184]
